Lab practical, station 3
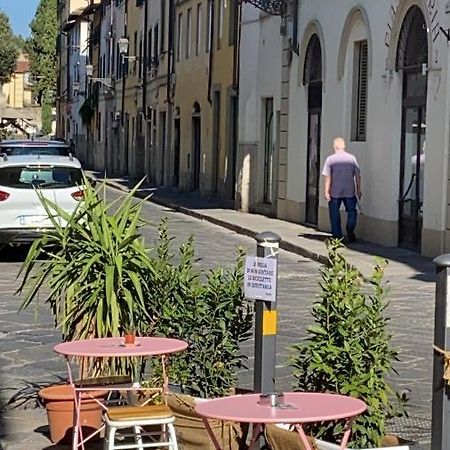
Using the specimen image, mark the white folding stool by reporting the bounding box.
[103,404,178,450]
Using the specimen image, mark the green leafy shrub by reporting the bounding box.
[146,220,253,398]
[290,239,407,448]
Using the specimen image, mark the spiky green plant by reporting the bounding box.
[17,178,156,349]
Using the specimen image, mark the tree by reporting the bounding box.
[0,11,18,85]
[28,0,57,106]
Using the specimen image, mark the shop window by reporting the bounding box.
[351,40,368,142]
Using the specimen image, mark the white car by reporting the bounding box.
[0,154,84,243]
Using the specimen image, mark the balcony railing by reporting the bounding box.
[241,0,287,16]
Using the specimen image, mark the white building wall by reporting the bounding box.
[237,5,282,214]
[280,0,450,256]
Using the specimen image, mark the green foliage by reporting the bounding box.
[28,0,57,104]
[147,220,253,398]
[17,179,155,348]
[290,240,408,448]
[16,185,252,390]
[41,100,52,135]
[0,11,19,85]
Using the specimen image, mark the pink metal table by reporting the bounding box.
[54,336,188,450]
[195,392,367,450]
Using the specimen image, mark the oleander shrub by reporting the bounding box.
[146,220,253,398]
[290,239,408,448]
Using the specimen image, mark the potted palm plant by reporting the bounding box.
[16,179,157,443]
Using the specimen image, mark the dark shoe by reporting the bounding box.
[347,230,356,243]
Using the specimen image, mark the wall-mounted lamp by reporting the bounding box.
[85,64,114,89]
[118,37,139,61]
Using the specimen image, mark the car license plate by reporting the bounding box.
[18,215,51,226]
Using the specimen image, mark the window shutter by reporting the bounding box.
[356,41,368,141]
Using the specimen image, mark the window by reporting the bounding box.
[97,112,102,142]
[206,0,212,53]
[148,28,152,69]
[160,0,166,53]
[351,40,368,142]
[138,34,143,78]
[177,13,183,61]
[186,8,192,58]
[133,31,138,75]
[154,23,159,61]
[0,166,82,189]
[196,3,202,56]
[217,0,223,48]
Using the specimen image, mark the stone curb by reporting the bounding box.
[91,175,329,267]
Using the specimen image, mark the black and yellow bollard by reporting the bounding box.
[253,231,281,395]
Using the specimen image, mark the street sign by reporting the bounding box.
[244,256,277,302]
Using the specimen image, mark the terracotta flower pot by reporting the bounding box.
[39,384,107,444]
[124,334,136,345]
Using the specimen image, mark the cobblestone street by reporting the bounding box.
[0,187,436,448]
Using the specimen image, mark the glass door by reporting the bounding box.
[305,111,321,225]
[399,105,426,250]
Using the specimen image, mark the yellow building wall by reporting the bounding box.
[175,0,236,195]
[2,72,32,108]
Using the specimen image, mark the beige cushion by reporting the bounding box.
[107,404,173,421]
[167,393,248,450]
[265,424,318,450]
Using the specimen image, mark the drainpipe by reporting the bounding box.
[232,1,241,93]
[121,0,128,176]
[142,0,148,122]
[207,0,215,104]
[166,0,175,186]
[166,0,174,106]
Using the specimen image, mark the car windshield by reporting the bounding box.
[0,166,82,189]
[0,146,71,156]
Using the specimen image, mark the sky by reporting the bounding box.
[0,0,40,37]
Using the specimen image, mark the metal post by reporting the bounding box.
[253,231,281,395]
[431,254,450,450]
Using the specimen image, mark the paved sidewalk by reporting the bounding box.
[90,173,436,282]
[1,173,434,449]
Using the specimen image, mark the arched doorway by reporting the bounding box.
[304,34,322,225]
[397,6,428,251]
[191,102,201,190]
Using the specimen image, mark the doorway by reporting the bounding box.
[173,118,180,186]
[192,102,201,190]
[263,97,275,204]
[397,6,428,251]
[399,74,426,250]
[304,34,322,226]
[212,91,221,193]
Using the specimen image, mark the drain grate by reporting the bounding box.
[387,415,431,444]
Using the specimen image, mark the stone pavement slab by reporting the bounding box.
[90,174,436,283]
[1,177,437,449]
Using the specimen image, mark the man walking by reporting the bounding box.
[322,137,361,242]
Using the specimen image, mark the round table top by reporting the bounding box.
[54,336,188,358]
[195,392,366,424]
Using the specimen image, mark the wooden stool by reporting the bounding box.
[103,404,178,450]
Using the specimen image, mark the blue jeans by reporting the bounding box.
[328,196,357,239]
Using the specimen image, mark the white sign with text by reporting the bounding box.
[244,256,277,302]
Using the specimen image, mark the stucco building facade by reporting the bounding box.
[274,0,450,256]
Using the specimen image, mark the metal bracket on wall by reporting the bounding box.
[439,27,450,42]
